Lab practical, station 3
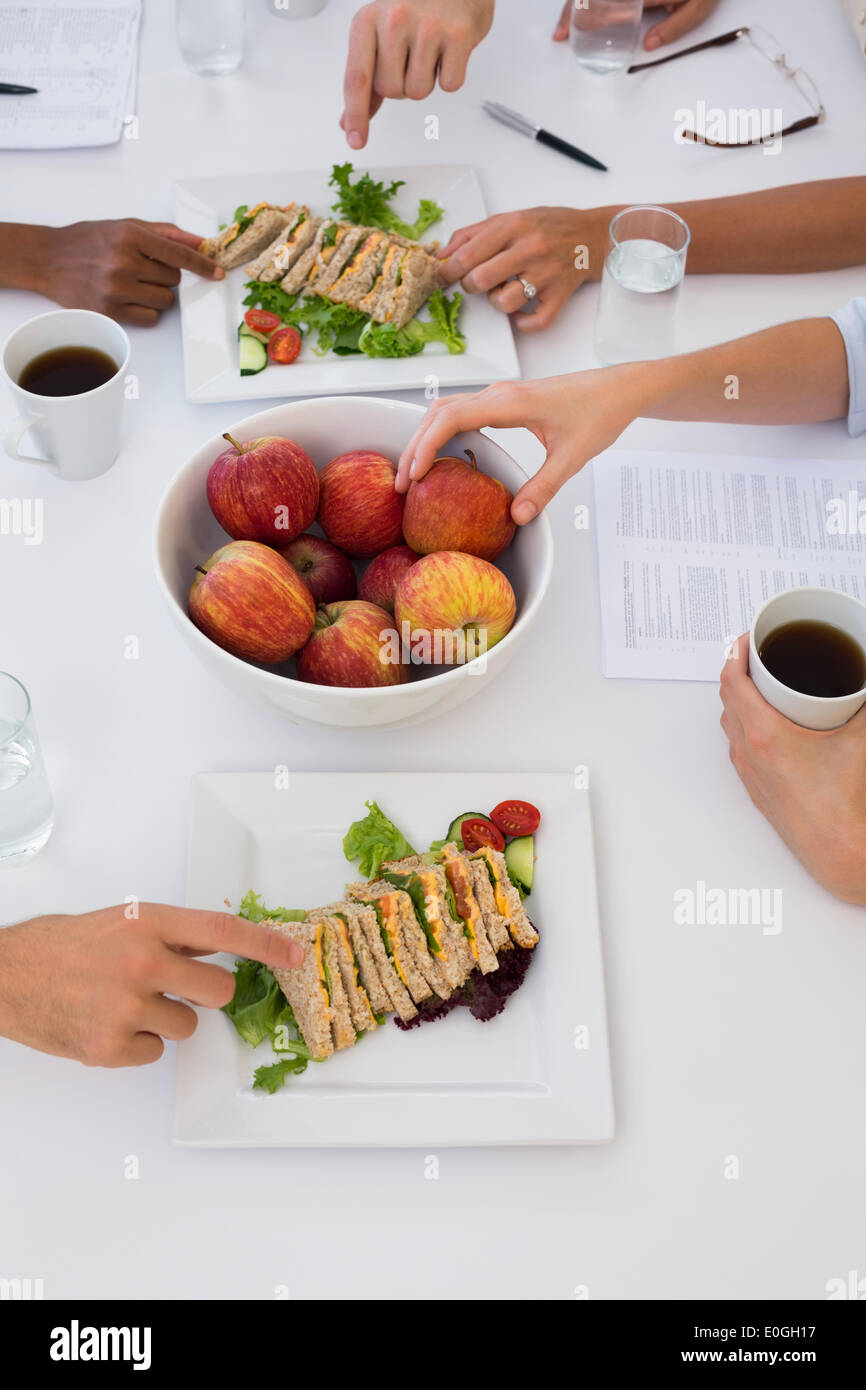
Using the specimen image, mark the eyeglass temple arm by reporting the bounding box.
[627,27,746,74]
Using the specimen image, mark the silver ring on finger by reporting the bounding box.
[518,275,537,300]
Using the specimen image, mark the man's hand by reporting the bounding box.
[554,0,721,51]
[438,206,611,333]
[720,636,866,905]
[19,219,223,327]
[395,365,650,522]
[0,904,303,1067]
[340,0,494,149]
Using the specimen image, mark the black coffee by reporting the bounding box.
[759,619,866,698]
[18,345,118,397]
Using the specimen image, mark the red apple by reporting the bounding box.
[277,532,357,605]
[394,550,516,665]
[403,449,516,562]
[206,433,319,545]
[317,450,404,557]
[189,540,315,664]
[296,600,410,688]
[358,544,420,613]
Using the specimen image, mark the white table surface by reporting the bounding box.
[1,0,865,1301]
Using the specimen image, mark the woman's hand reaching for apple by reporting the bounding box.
[0,903,302,1067]
[396,367,650,523]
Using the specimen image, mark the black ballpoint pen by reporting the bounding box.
[0,83,38,94]
[483,100,608,171]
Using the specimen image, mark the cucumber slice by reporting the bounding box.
[446,811,489,849]
[504,835,534,893]
[238,322,271,344]
[239,334,268,376]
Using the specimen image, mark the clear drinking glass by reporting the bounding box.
[570,0,644,73]
[177,0,245,76]
[0,673,54,864]
[593,205,690,364]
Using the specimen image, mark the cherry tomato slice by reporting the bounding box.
[267,326,302,364]
[460,817,505,853]
[489,800,541,837]
[244,308,281,333]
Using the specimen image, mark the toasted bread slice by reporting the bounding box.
[438,842,499,974]
[349,881,432,1005]
[268,918,333,1060]
[343,887,418,1022]
[199,204,294,271]
[329,913,379,1033]
[359,242,406,319]
[323,919,358,1050]
[327,230,390,308]
[468,858,512,953]
[311,901,390,1017]
[305,224,368,296]
[380,859,474,989]
[279,218,333,294]
[245,211,319,282]
[382,247,443,329]
[471,847,539,949]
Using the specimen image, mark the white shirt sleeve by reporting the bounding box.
[830,298,866,437]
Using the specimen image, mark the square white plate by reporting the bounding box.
[173,165,520,404]
[176,772,614,1148]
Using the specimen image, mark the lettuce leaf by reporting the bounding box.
[343,801,416,879]
[222,957,290,1048]
[253,1052,311,1094]
[359,291,465,358]
[237,889,307,924]
[328,163,442,239]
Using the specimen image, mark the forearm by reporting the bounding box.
[0,223,56,294]
[586,179,866,280]
[667,179,866,275]
[624,317,850,426]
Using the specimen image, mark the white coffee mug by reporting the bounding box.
[749,586,866,730]
[2,309,130,481]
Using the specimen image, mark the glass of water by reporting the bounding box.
[570,0,644,73]
[177,0,245,77]
[593,205,690,364]
[0,673,54,864]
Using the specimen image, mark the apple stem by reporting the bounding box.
[223,432,246,455]
[313,607,333,631]
[464,449,478,471]
[194,565,208,576]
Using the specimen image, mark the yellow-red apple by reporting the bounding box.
[358,544,420,613]
[189,540,315,664]
[394,550,516,665]
[317,450,404,557]
[277,532,357,605]
[296,600,409,687]
[206,433,319,544]
[402,450,515,562]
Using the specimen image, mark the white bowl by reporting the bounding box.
[153,395,553,728]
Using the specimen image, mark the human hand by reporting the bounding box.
[554,0,721,51]
[340,0,495,148]
[438,206,611,333]
[719,636,866,905]
[0,903,303,1067]
[395,365,650,522]
[31,219,223,327]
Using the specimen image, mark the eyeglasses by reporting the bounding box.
[628,25,826,147]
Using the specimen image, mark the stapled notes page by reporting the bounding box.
[0,0,140,149]
[593,450,866,681]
